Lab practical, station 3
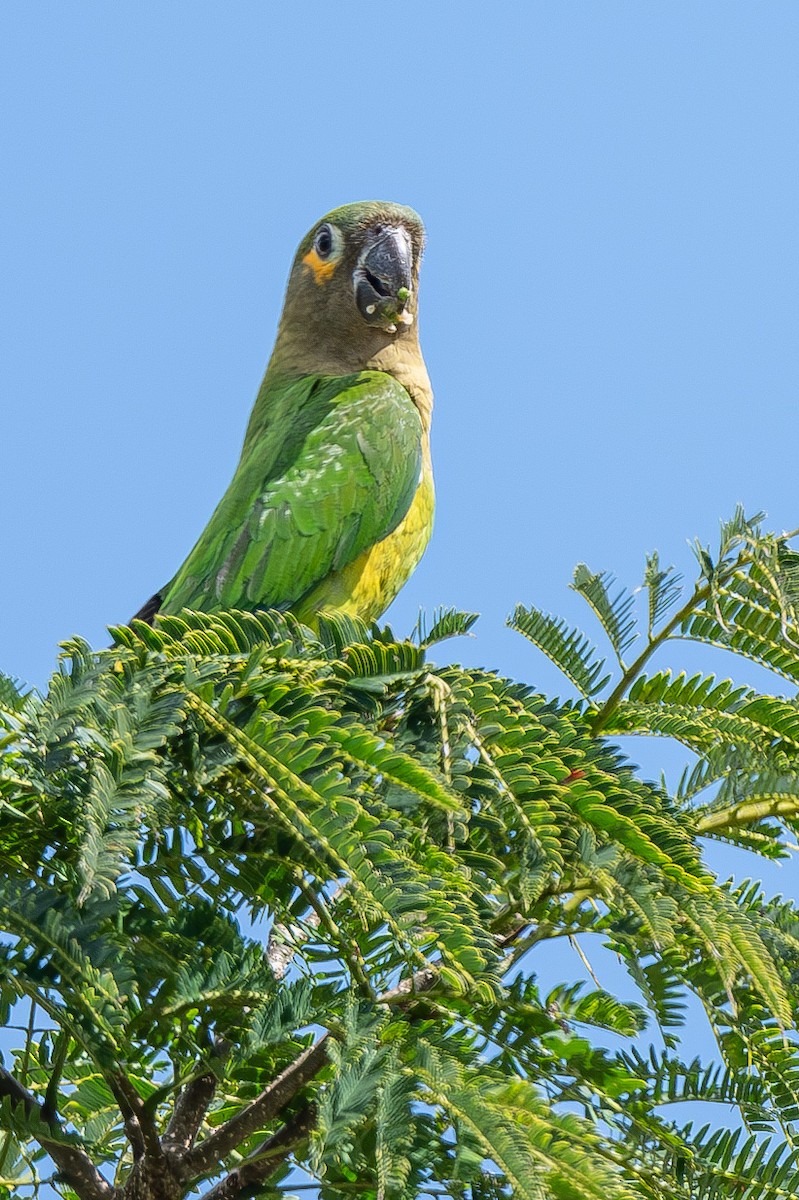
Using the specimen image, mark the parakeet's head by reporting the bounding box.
[271,201,426,375]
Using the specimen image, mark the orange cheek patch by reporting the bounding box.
[302,248,338,284]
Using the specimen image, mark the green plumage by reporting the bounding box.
[161,372,423,615]
[134,201,434,628]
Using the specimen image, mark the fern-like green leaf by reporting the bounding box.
[572,564,638,664]
[643,550,684,635]
[413,607,479,647]
[509,604,611,698]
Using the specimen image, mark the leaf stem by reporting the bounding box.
[590,582,710,734]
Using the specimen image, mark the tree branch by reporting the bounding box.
[162,1071,220,1158]
[697,795,799,833]
[183,1036,330,1179]
[0,1064,117,1200]
[108,1070,166,1167]
[377,967,438,1006]
[589,582,710,734]
[266,882,346,980]
[198,1104,316,1200]
[162,1038,230,1158]
[183,966,440,1186]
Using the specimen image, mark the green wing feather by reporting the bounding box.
[158,371,423,616]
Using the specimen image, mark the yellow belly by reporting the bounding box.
[296,456,435,625]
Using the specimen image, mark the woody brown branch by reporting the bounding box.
[182,1035,331,1179]
[0,1064,116,1200]
[0,966,442,1200]
[198,1104,316,1200]
[182,962,442,1181]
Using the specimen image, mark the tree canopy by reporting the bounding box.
[4,509,799,1199]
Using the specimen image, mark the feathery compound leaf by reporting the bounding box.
[627,955,687,1039]
[189,694,496,989]
[696,768,799,849]
[643,550,684,634]
[0,672,29,716]
[775,544,799,610]
[686,1127,799,1200]
[679,525,799,683]
[545,981,647,1037]
[680,577,799,682]
[0,880,129,1061]
[416,1044,636,1200]
[374,1052,417,1200]
[571,564,638,664]
[509,604,611,698]
[310,1009,388,1176]
[676,744,747,804]
[8,510,799,1198]
[718,505,765,555]
[682,890,792,1027]
[0,1095,82,1148]
[413,606,479,647]
[328,722,464,814]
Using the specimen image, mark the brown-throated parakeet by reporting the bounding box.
[133,201,434,627]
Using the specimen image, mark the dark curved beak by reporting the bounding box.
[354,227,414,331]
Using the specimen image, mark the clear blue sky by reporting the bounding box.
[4,1,799,698]
[2,0,799,1158]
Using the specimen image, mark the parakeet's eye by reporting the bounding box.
[302,222,344,282]
[314,225,334,259]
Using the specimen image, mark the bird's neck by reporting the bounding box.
[366,340,434,433]
[264,335,434,433]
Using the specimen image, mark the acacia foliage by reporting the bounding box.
[3,511,799,1198]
